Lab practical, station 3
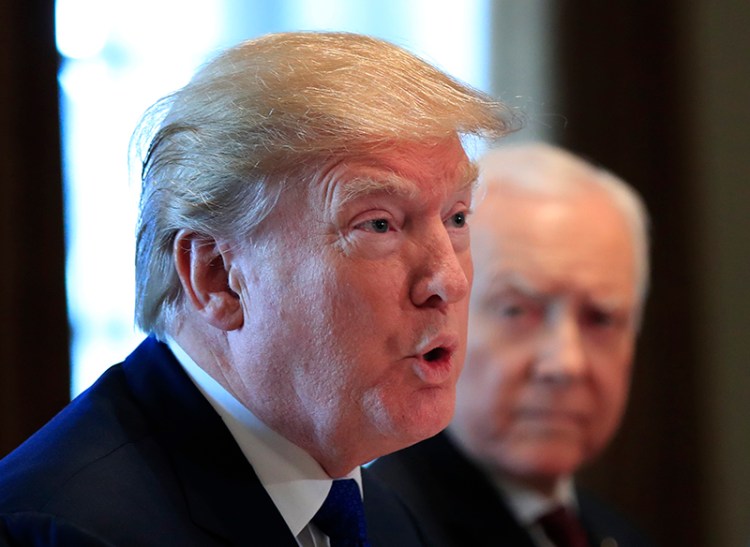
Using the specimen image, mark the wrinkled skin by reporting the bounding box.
[175,137,476,476]
[451,184,639,494]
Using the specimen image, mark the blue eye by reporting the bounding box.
[366,218,390,233]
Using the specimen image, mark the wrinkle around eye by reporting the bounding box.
[335,219,401,259]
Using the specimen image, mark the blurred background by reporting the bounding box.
[1,1,748,545]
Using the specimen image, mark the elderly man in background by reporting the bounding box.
[371,143,656,547]
[0,32,512,546]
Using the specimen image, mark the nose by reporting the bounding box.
[534,307,587,383]
[409,222,471,310]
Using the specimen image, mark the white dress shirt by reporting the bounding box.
[167,338,362,547]
[491,471,579,547]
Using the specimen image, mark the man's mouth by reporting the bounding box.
[423,346,449,363]
[410,335,458,385]
[515,408,589,428]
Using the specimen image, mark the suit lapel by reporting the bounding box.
[122,337,297,547]
[402,433,537,547]
[578,490,638,547]
[362,470,427,547]
[434,433,538,546]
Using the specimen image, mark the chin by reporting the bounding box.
[527,458,580,481]
[499,443,586,484]
[391,392,455,446]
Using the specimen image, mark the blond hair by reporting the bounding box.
[133,31,517,337]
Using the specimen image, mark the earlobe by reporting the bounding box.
[173,229,244,331]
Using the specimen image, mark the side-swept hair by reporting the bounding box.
[132,31,517,337]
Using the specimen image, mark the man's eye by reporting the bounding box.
[584,308,616,328]
[449,211,467,228]
[501,304,524,318]
[362,218,390,233]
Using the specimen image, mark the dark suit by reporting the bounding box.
[369,432,654,547]
[0,337,425,546]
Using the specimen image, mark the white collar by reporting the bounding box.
[166,337,363,537]
[490,471,578,525]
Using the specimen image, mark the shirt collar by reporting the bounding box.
[166,337,363,537]
[490,471,578,525]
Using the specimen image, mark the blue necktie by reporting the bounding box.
[312,479,370,547]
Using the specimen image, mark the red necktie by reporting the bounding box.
[537,506,590,547]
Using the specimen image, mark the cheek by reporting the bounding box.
[455,346,515,431]
[464,321,527,399]
[331,261,414,344]
[452,353,523,468]
[323,269,394,343]
[307,262,411,397]
[462,250,474,286]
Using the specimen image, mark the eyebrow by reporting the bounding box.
[487,276,546,303]
[486,273,630,312]
[335,161,479,209]
[335,175,418,207]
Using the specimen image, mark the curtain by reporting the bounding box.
[553,3,706,546]
[0,0,70,457]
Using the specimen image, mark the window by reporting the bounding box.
[56,0,491,396]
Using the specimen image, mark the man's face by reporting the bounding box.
[225,138,474,474]
[451,185,639,492]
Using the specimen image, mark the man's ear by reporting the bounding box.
[173,229,243,331]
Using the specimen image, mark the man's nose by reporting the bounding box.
[534,310,587,383]
[409,223,471,310]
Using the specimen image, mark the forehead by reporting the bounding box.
[472,188,638,302]
[319,138,476,205]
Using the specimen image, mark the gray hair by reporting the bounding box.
[478,142,651,306]
[132,31,517,337]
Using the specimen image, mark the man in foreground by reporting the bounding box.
[0,32,512,546]
[371,143,655,547]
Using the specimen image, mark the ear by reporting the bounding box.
[173,229,243,331]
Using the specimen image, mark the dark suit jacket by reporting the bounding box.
[0,337,426,546]
[369,432,655,547]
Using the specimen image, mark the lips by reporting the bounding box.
[515,408,588,428]
[410,334,458,385]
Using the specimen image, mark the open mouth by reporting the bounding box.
[423,346,449,363]
[412,338,455,384]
